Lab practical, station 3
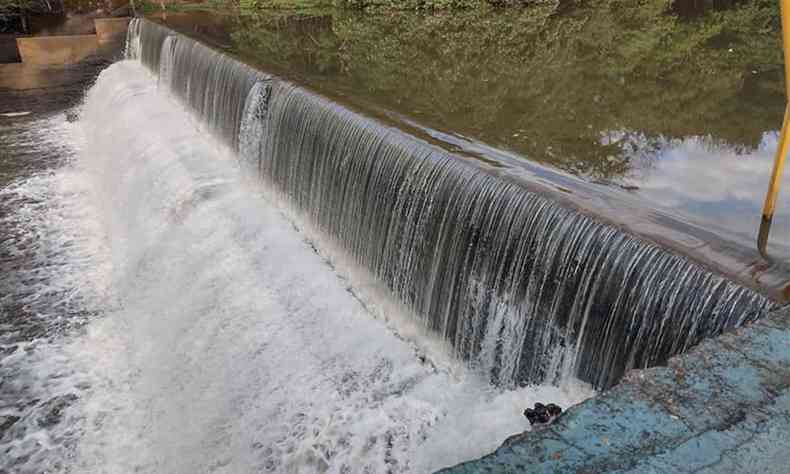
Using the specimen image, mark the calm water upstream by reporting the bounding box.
[150,3,790,262]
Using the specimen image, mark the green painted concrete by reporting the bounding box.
[441,306,790,473]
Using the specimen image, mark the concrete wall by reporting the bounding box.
[94,17,130,43]
[16,35,99,66]
[441,305,790,473]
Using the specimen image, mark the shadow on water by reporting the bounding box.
[149,2,790,268]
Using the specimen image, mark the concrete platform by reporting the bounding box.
[16,35,99,65]
[441,306,790,473]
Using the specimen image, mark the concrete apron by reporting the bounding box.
[16,35,100,66]
[14,17,129,66]
[440,305,790,473]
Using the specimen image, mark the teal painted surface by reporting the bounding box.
[440,307,790,473]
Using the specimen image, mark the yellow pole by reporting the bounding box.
[759,0,790,254]
[783,0,790,99]
[762,106,790,221]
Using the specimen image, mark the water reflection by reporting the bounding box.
[606,131,790,259]
[151,2,789,261]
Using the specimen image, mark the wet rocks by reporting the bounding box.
[523,402,562,426]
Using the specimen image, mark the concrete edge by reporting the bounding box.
[16,35,101,66]
[143,17,790,305]
[15,34,100,41]
[438,306,790,473]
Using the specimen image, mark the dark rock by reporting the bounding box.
[524,402,563,426]
[523,408,537,424]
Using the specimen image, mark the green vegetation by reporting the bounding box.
[187,0,760,13]
[139,0,766,15]
[0,0,32,10]
[159,0,572,12]
[0,0,58,32]
[0,0,50,12]
[218,0,782,179]
[134,0,228,13]
[240,0,333,10]
[1,0,66,19]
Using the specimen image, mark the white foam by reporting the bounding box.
[0,115,111,473]
[7,60,593,473]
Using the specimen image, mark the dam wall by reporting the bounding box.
[127,17,777,392]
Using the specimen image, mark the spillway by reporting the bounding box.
[128,18,774,390]
[0,16,781,474]
[2,56,597,473]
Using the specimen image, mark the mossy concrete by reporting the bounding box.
[440,306,790,473]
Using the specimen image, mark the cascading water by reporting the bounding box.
[0,14,779,474]
[77,59,597,473]
[127,18,775,390]
[2,57,595,473]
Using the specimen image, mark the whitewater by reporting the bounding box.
[0,60,591,474]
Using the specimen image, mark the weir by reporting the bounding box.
[126,18,776,390]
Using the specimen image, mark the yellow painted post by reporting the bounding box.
[782,0,790,99]
[759,0,790,255]
[762,106,790,221]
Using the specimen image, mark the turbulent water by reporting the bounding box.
[0,60,591,473]
[129,18,774,390]
[0,113,108,473]
[0,16,780,474]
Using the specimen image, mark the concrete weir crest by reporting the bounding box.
[127,17,777,391]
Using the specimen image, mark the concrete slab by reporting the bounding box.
[16,35,100,66]
[439,306,790,473]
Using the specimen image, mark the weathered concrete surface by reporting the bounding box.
[440,306,790,473]
[94,17,130,43]
[16,35,100,65]
[1,40,118,117]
